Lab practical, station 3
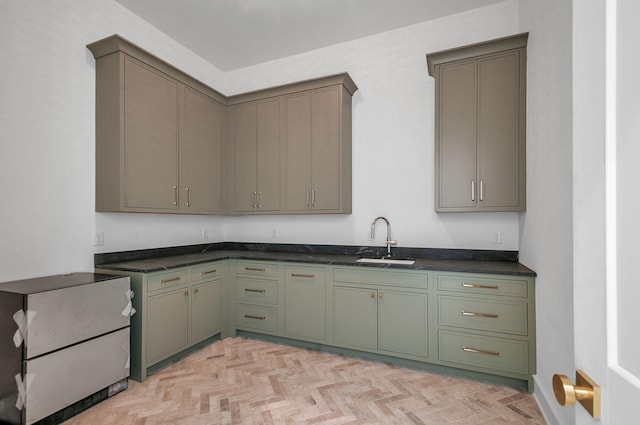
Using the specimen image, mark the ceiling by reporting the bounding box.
[116,0,506,71]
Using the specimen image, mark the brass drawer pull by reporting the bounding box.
[245,267,266,272]
[461,283,499,290]
[462,346,500,356]
[160,277,181,284]
[461,311,499,319]
[244,288,266,293]
[201,269,217,276]
[291,273,315,278]
[244,314,266,320]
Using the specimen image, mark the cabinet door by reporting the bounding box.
[146,288,189,363]
[283,266,326,341]
[232,102,258,212]
[232,99,281,213]
[123,57,179,210]
[378,290,429,358]
[477,51,522,209]
[310,87,341,211]
[191,278,223,344]
[285,92,313,211]
[333,286,377,350]
[255,98,281,211]
[436,60,477,209]
[180,87,225,214]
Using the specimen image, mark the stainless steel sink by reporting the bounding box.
[356,257,415,265]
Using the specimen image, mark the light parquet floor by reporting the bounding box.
[64,337,546,425]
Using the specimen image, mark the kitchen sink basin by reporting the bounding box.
[356,257,415,265]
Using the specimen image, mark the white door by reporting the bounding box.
[573,0,640,423]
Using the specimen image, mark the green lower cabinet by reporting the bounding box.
[333,286,378,350]
[283,265,327,341]
[191,278,224,344]
[333,286,429,359]
[378,290,428,358]
[146,288,189,364]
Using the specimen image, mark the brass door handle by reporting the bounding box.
[553,370,600,419]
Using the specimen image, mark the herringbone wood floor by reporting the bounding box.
[64,337,546,424]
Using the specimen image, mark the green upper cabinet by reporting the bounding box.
[428,33,528,212]
[228,98,282,213]
[88,35,227,214]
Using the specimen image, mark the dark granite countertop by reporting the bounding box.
[95,243,536,277]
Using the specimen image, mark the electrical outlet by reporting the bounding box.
[201,228,209,239]
[492,231,502,244]
[94,232,104,246]
[271,228,278,238]
[366,229,374,241]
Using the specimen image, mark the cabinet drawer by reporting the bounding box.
[235,262,279,277]
[235,304,278,332]
[438,296,527,335]
[438,274,528,297]
[191,263,223,282]
[147,269,189,292]
[439,330,529,375]
[333,268,427,289]
[235,278,278,305]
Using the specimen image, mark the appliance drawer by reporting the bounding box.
[235,304,278,332]
[438,330,529,375]
[438,296,528,335]
[25,276,130,358]
[24,327,130,424]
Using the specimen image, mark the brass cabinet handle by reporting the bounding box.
[462,346,500,356]
[312,188,316,206]
[306,189,310,207]
[201,269,217,276]
[186,186,191,206]
[244,288,266,293]
[161,277,181,284]
[244,314,266,320]
[461,311,499,319]
[471,180,475,202]
[378,293,383,299]
[245,267,266,272]
[193,288,199,294]
[461,283,499,290]
[291,273,315,278]
[173,186,178,205]
[184,290,189,296]
[370,292,375,299]
[257,191,261,208]
[479,180,484,202]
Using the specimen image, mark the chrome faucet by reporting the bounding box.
[370,216,397,257]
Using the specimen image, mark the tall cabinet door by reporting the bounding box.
[255,98,281,211]
[436,60,477,209]
[180,87,225,214]
[311,87,341,211]
[123,57,179,211]
[477,51,523,209]
[232,103,259,212]
[285,93,313,211]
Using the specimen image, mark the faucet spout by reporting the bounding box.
[370,216,397,257]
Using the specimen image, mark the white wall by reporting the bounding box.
[518,0,574,424]
[0,0,523,283]
[221,0,523,249]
